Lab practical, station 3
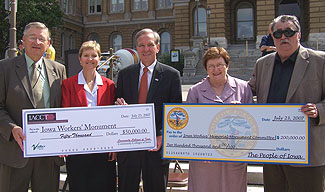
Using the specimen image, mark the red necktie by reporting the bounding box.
[138,67,149,104]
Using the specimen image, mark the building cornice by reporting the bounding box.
[83,17,175,28]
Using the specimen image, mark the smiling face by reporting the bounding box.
[79,48,100,72]
[272,20,301,58]
[23,27,50,61]
[206,57,229,84]
[136,32,160,67]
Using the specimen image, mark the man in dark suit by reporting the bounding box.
[249,15,325,192]
[116,28,182,192]
[0,22,66,192]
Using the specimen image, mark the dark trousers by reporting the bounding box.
[117,150,169,192]
[263,164,325,192]
[0,157,60,192]
[66,153,117,192]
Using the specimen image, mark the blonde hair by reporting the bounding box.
[79,41,101,57]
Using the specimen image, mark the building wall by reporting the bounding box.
[54,0,325,63]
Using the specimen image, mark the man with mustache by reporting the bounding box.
[249,15,325,192]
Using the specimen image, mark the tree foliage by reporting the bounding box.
[0,0,63,59]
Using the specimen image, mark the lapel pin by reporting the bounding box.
[155,78,159,81]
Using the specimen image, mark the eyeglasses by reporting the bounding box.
[207,63,227,70]
[273,29,298,39]
[26,36,48,43]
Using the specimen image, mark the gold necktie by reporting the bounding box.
[31,62,45,108]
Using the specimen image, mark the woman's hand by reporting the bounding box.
[115,98,128,105]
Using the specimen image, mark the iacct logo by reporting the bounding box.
[27,113,56,122]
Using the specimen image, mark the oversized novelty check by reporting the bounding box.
[163,104,309,165]
[23,104,156,157]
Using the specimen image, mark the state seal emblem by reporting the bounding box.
[167,107,189,130]
[209,108,258,158]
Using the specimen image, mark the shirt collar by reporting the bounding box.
[140,60,156,73]
[25,54,43,68]
[275,46,300,64]
[78,70,103,85]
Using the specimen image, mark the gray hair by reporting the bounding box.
[23,22,51,40]
[271,15,301,32]
[135,28,160,45]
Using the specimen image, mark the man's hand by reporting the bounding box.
[301,103,318,118]
[12,126,25,151]
[148,135,162,152]
[108,152,117,161]
[115,98,128,105]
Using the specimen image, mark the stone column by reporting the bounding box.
[308,0,325,50]
[174,0,191,51]
[255,0,275,49]
[207,0,227,48]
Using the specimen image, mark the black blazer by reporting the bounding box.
[116,62,182,136]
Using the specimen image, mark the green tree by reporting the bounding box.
[0,0,63,59]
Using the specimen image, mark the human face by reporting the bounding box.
[79,48,100,72]
[206,57,228,83]
[136,33,160,66]
[271,21,300,57]
[23,27,50,61]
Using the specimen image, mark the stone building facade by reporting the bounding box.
[54,0,325,65]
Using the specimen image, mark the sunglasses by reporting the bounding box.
[273,29,298,39]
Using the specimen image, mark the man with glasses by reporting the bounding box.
[249,15,325,192]
[0,22,66,191]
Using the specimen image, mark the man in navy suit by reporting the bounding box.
[116,28,182,192]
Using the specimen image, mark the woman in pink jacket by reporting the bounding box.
[186,47,253,192]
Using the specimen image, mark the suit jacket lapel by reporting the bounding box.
[286,47,309,102]
[15,56,34,107]
[261,55,275,102]
[44,59,58,107]
[74,79,88,106]
[97,78,104,106]
[147,62,163,102]
[129,64,140,103]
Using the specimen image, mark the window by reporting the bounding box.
[160,32,171,55]
[62,0,68,14]
[69,0,74,14]
[61,33,65,58]
[279,0,300,17]
[133,0,148,10]
[157,0,172,9]
[89,0,102,14]
[194,7,207,36]
[112,34,122,52]
[69,35,74,50]
[111,0,124,12]
[236,2,254,40]
[88,33,100,43]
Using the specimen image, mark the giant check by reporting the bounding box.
[163,104,309,165]
[23,104,156,157]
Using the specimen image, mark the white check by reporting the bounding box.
[22,104,156,157]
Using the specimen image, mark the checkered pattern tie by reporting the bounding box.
[31,62,45,108]
[138,67,149,104]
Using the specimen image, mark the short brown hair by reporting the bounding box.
[23,22,51,40]
[135,28,160,45]
[202,47,230,70]
[79,41,101,57]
